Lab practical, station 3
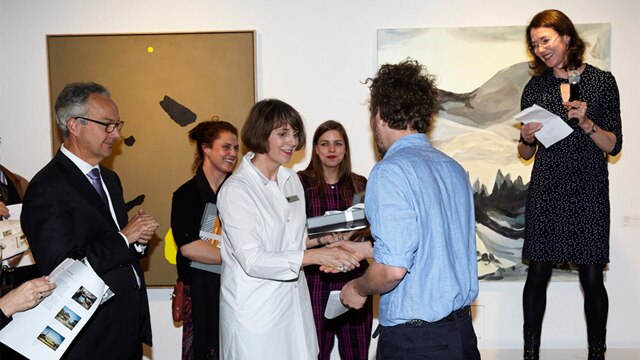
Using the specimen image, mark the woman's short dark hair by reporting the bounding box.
[241,99,306,153]
[526,9,585,75]
[366,59,439,134]
[188,120,238,172]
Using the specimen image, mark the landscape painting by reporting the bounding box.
[378,24,610,280]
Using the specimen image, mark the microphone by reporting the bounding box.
[568,70,581,126]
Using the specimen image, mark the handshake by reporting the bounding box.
[307,231,374,274]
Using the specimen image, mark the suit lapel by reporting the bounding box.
[54,151,118,226]
[99,166,128,229]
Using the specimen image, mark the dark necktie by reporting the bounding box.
[87,168,109,207]
[88,169,140,286]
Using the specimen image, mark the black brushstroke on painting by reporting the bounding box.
[124,136,136,146]
[160,95,197,127]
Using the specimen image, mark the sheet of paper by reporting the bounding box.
[0,258,110,360]
[0,220,28,260]
[7,203,22,219]
[324,290,349,319]
[514,104,573,148]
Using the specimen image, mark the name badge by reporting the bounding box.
[286,195,300,203]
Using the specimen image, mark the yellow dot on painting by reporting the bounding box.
[147,46,154,53]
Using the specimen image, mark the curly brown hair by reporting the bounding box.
[526,9,585,75]
[366,59,439,133]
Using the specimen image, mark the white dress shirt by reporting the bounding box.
[218,152,318,359]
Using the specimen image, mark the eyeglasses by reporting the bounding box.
[74,117,124,133]
[529,35,559,52]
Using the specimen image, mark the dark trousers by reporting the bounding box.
[376,308,480,360]
[190,269,220,360]
[306,264,372,360]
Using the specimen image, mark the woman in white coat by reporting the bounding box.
[217,99,359,359]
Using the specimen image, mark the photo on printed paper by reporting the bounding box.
[55,306,81,331]
[71,286,98,310]
[37,326,65,351]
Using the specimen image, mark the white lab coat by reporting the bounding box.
[218,153,318,359]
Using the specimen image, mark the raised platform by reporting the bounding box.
[480,348,640,360]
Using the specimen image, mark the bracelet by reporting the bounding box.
[356,235,373,242]
[519,136,537,147]
[584,122,598,136]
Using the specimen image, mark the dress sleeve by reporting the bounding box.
[599,72,623,156]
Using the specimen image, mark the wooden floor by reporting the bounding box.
[479,348,640,360]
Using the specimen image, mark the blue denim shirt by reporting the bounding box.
[366,133,478,326]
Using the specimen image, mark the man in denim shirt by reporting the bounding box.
[340,60,480,359]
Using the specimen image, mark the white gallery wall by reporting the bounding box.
[1,0,639,358]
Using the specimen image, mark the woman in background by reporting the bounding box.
[217,99,359,359]
[171,120,239,360]
[518,9,622,360]
[298,120,372,360]
[1,165,43,360]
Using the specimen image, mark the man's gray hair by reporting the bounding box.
[54,82,110,138]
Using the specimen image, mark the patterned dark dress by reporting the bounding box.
[298,172,372,360]
[521,64,622,264]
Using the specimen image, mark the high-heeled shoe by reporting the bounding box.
[523,325,541,360]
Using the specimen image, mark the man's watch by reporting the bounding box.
[585,122,598,136]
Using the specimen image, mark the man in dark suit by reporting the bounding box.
[21,82,160,359]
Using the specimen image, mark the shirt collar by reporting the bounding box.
[243,152,291,186]
[383,133,430,159]
[60,144,99,175]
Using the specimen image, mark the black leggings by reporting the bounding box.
[522,261,608,334]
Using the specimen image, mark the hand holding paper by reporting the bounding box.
[340,280,367,310]
[0,258,112,360]
[324,290,349,319]
[0,276,56,317]
[515,104,573,148]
